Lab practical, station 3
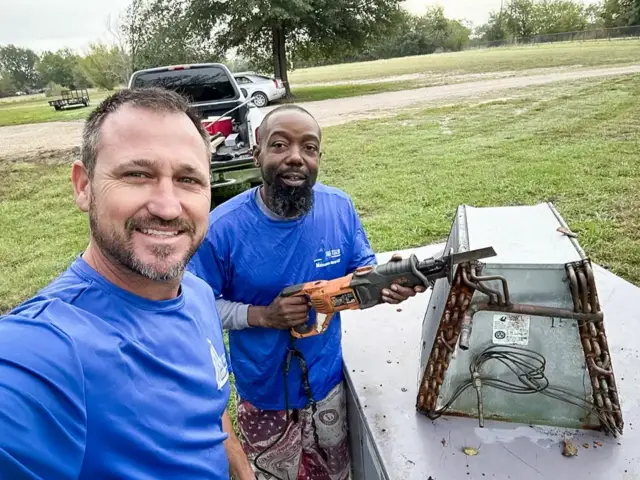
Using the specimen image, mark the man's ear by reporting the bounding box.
[71,160,91,212]
[253,145,261,167]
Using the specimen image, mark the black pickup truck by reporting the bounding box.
[128,63,264,191]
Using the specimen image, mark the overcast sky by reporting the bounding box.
[0,0,594,53]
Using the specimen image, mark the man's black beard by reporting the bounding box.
[265,177,315,218]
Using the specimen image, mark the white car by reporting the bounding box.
[233,72,286,107]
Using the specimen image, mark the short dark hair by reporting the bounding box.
[81,87,210,178]
[257,104,321,146]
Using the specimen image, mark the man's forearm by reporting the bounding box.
[222,410,254,480]
[216,299,250,330]
[216,299,268,330]
[247,306,267,328]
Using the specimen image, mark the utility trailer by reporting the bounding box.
[48,89,90,111]
[341,203,640,479]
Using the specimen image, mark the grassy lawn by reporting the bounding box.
[1,74,638,313]
[319,75,640,286]
[0,89,111,127]
[2,40,640,127]
[289,39,640,84]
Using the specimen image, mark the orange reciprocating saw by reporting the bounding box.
[280,247,496,339]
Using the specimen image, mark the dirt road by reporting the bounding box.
[1,64,639,162]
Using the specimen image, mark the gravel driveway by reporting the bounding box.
[1,64,639,162]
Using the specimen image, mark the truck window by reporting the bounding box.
[131,66,237,103]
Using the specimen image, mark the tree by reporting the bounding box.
[37,48,78,88]
[599,0,640,27]
[120,0,220,74]
[506,0,538,37]
[476,0,594,42]
[534,0,589,33]
[79,43,128,90]
[475,11,509,42]
[0,72,16,98]
[0,45,41,91]
[188,0,403,97]
[445,19,472,51]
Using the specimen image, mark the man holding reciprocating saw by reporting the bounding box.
[187,104,424,480]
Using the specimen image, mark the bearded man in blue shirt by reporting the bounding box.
[188,105,423,480]
[0,88,254,479]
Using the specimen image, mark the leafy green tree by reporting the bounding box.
[187,0,403,96]
[535,0,589,33]
[0,45,41,91]
[37,49,78,88]
[121,0,220,73]
[0,72,16,97]
[79,43,128,90]
[599,0,640,27]
[506,0,538,37]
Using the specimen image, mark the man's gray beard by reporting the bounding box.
[88,196,199,282]
[267,181,315,218]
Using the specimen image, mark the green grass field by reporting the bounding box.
[1,74,639,314]
[288,39,640,84]
[2,40,640,127]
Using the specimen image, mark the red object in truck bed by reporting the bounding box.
[202,116,233,137]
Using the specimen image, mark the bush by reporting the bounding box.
[44,82,64,98]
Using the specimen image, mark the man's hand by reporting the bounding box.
[248,296,310,329]
[381,254,426,304]
[222,410,255,480]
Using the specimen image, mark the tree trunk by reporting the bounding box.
[272,24,292,97]
[272,26,282,80]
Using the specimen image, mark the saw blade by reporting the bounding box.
[449,246,497,264]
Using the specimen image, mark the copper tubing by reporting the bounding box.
[468,301,604,323]
[440,331,455,353]
[471,265,511,305]
[566,264,581,312]
[577,269,590,313]
[584,261,599,313]
[461,267,497,304]
[589,357,613,376]
[459,311,473,350]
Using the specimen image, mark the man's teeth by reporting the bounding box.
[140,229,179,237]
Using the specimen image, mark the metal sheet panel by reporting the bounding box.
[341,243,640,479]
[465,203,583,266]
[416,204,618,432]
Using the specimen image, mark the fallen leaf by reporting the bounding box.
[397,308,403,312]
[441,438,446,447]
[583,443,589,449]
[562,438,578,457]
[594,441,602,447]
[463,447,479,456]
[557,226,578,238]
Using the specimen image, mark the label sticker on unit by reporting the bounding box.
[492,314,531,345]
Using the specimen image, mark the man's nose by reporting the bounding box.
[285,145,304,166]
[146,178,182,220]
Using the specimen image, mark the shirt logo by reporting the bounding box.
[314,247,342,268]
[208,338,229,390]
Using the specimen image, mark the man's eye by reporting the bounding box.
[124,172,149,178]
[305,145,318,152]
[272,141,287,148]
[179,177,200,185]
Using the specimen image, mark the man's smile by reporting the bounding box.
[280,171,307,187]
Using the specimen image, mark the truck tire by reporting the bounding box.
[252,92,269,108]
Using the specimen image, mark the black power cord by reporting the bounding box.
[426,345,621,437]
[253,337,326,480]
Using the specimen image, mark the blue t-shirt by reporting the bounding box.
[187,183,376,410]
[0,256,231,480]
